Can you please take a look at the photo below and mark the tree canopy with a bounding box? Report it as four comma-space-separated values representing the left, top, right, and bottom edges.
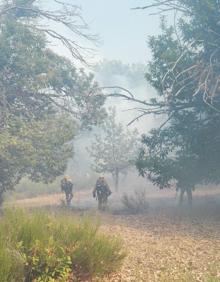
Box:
0, 2, 106, 130
0, 0, 105, 203
88, 108, 139, 191
131, 0, 220, 202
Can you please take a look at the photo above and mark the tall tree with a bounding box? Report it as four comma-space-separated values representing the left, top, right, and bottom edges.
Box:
0, 0, 105, 203
106, 1, 220, 204
88, 108, 139, 191
135, 1, 220, 204
133, 1, 220, 108
0, 3, 105, 130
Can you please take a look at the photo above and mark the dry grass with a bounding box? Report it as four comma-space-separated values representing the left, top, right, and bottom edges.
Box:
6, 191, 91, 208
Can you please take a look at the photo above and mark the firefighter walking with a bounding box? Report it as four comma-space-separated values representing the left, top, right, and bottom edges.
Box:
93, 177, 112, 210
61, 176, 74, 207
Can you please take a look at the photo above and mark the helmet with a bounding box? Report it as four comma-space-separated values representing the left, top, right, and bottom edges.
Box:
64, 176, 71, 181
99, 176, 105, 183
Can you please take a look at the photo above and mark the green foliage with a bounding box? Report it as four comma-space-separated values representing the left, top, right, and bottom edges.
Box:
136, 1, 220, 195
0, 15, 105, 129
0, 116, 75, 203
0, 209, 125, 281
88, 108, 139, 190
0, 244, 24, 282
0, 0, 106, 202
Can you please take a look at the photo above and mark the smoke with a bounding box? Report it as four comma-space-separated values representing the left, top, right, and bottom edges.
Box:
93, 60, 159, 132
66, 60, 160, 192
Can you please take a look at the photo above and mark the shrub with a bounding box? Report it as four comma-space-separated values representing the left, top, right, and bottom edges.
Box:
121, 189, 149, 214
0, 209, 125, 281
0, 244, 24, 282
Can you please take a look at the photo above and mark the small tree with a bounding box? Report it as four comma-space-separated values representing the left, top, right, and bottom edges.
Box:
88, 108, 139, 191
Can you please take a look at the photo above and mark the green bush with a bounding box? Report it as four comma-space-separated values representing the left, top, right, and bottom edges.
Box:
0, 244, 24, 282
0, 209, 125, 281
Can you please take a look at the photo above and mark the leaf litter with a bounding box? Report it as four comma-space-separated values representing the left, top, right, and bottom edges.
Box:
93, 209, 220, 282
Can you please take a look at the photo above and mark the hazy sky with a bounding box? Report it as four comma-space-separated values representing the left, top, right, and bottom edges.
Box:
72, 0, 161, 64
46, 1, 163, 129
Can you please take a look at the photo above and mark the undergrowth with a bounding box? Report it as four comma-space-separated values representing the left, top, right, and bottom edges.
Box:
0, 209, 125, 281
122, 189, 149, 214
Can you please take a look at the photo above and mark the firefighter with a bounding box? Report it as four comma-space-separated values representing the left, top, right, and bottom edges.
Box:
93, 177, 112, 210
61, 176, 73, 207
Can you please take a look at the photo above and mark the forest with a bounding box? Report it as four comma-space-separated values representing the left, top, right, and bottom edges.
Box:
0, 0, 219, 281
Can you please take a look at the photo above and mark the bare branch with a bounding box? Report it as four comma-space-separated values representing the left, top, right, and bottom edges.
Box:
0, 0, 96, 64
98, 86, 135, 98
127, 112, 149, 126
132, 0, 192, 15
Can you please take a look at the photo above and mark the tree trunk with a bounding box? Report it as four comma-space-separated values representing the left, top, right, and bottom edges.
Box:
178, 187, 193, 206
179, 187, 185, 205
114, 168, 119, 192
186, 187, 193, 206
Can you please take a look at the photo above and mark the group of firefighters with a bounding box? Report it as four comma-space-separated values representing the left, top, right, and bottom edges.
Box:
61, 176, 112, 210
61, 176, 193, 208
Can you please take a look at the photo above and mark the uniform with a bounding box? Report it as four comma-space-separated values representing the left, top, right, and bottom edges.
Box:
61, 177, 73, 207
93, 177, 112, 210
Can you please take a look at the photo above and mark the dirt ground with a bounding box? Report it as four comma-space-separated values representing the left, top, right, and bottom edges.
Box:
7, 188, 220, 282
97, 211, 220, 281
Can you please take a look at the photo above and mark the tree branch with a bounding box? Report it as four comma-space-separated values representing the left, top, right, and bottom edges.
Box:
0, 0, 96, 64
